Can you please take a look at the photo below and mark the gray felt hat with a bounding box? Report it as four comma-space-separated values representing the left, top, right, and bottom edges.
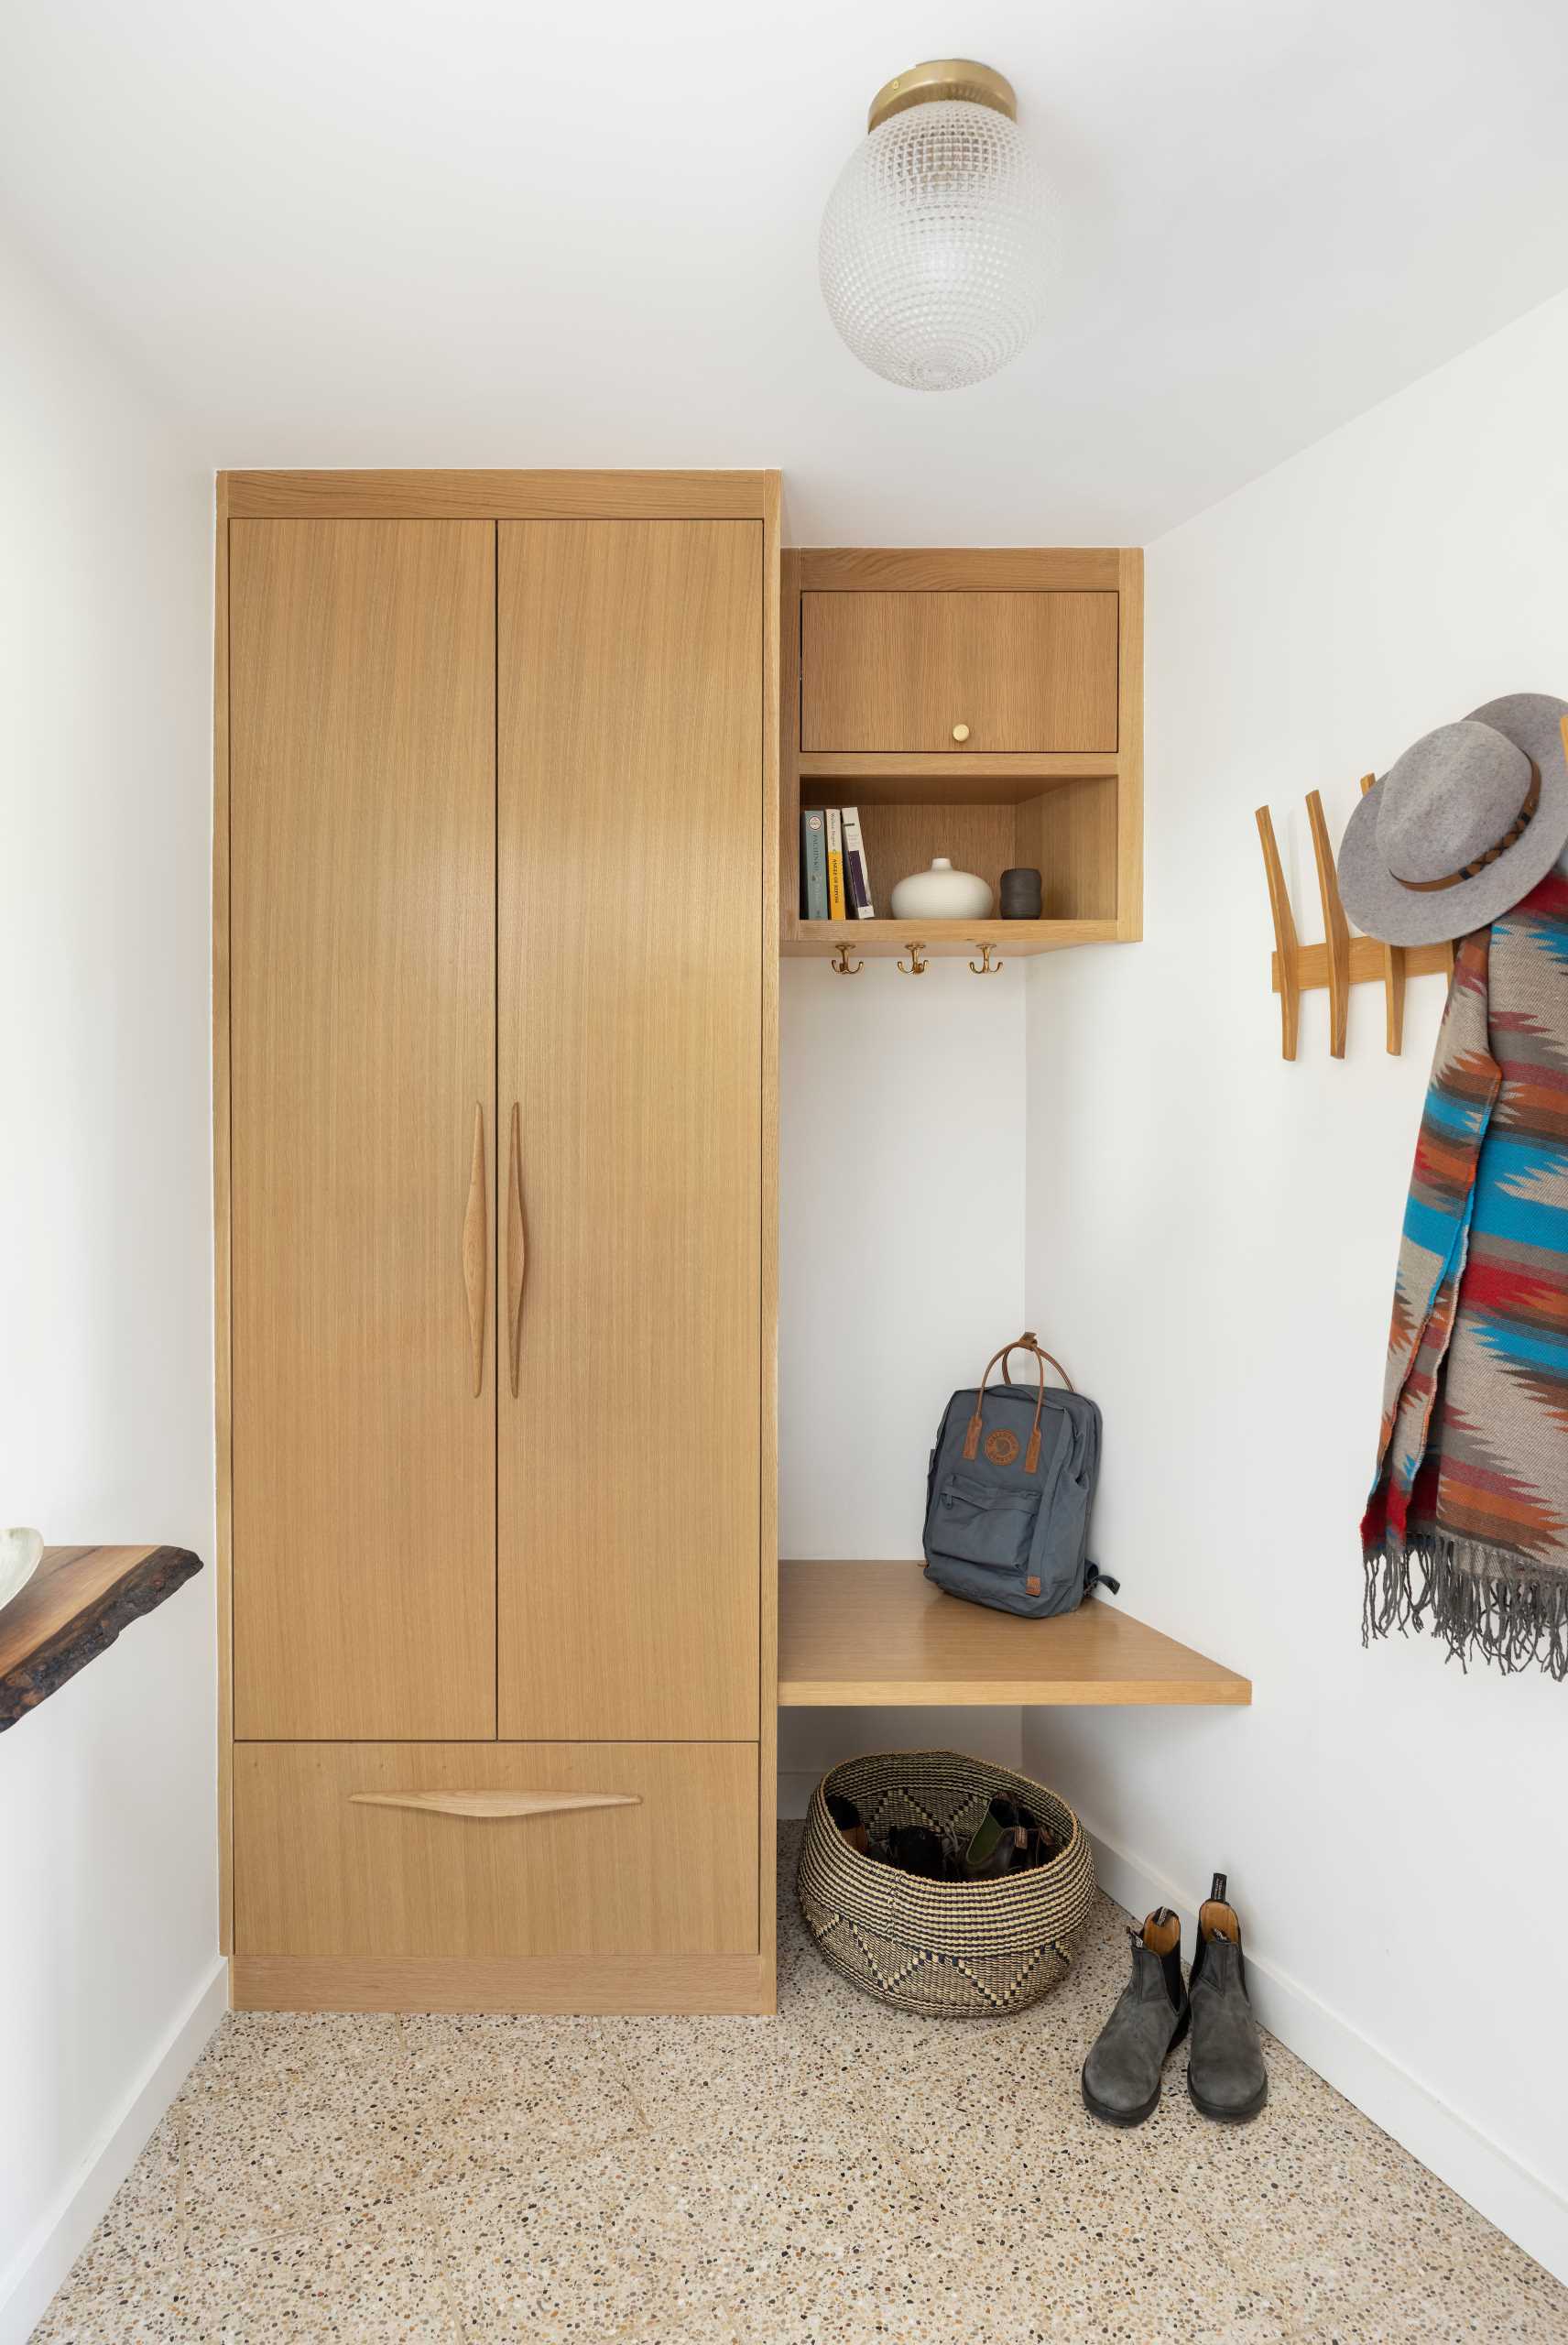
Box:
1336, 693, 1568, 946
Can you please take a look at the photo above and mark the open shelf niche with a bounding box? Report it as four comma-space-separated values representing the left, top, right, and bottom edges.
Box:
780, 549, 1142, 961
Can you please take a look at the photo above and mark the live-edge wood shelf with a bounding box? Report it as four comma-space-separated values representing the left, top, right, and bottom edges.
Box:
0, 1544, 203, 1730
779, 1562, 1250, 1707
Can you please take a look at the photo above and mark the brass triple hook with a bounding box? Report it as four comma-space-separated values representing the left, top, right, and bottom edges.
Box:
833, 937, 1004, 976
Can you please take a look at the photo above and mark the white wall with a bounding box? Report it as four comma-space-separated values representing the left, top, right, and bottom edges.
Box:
1021, 286, 1568, 2282
778, 956, 1027, 1806
0, 234, 220, 2339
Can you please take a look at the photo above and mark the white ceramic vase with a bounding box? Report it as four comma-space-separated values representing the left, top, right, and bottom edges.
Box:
887, 856, 995, 922
0, 1527, 44, 1610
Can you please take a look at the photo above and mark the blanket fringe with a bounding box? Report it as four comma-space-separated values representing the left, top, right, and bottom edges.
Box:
1363, 1541, 1568, 1681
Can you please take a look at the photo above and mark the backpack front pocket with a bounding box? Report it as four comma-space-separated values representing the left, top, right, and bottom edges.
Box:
933, 1472, 1041, 1574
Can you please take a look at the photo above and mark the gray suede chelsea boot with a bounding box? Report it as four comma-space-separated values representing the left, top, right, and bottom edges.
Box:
1186, 1873, 1268, 2124
1081, 1907, 1189, 2127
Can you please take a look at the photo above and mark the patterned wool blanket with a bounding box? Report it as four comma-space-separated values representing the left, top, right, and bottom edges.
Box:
1363, 870, 1568, 1678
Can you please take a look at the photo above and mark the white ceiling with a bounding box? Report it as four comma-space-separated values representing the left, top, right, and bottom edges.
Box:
4, 0, 1568, 543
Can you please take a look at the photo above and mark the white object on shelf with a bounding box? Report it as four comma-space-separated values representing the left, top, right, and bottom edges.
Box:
888, 857, 995, 921
0, 1526, 43, 1610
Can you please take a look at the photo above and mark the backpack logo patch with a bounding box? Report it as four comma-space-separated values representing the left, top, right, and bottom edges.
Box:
984, 1427, 1020, 1467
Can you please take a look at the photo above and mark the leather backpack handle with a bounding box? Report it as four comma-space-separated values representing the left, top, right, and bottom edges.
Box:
999, 1330, 1074, 1393
963, 1332, 1073, 1475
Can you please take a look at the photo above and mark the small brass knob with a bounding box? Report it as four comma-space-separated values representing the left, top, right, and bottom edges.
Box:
952, 723, 971, 743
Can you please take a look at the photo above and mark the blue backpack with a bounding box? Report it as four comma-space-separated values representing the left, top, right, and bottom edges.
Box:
923, 1334, 1111, 1619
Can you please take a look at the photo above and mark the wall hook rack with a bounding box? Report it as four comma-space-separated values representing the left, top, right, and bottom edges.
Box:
968, 942, 1003, 976
830, 942, 864, 976
897, 941, 930, 976
1255, 781, 1454, 1063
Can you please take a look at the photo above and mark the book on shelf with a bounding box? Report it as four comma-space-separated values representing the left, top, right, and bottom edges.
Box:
840, 806, 876, 919
800, 810, 828, 921
824, 808, 847, 922
801, 806, 877, 921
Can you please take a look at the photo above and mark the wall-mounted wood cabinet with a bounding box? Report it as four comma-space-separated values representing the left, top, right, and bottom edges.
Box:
783, 548, 1141, 959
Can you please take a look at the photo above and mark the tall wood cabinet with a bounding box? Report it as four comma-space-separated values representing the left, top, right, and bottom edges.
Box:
216, 474, 779, 2013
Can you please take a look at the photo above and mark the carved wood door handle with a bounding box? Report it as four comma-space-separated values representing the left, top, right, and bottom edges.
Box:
462, 1104, 486, 1397
507, 1101, 527, 1397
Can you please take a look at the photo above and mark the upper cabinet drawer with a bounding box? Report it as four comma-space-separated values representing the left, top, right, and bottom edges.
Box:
801, 591, 1119, 755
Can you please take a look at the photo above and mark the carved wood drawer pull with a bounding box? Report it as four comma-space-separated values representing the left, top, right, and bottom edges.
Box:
349, 1790, 641, 1821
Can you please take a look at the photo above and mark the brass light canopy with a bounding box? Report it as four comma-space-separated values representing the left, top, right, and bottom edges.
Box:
866, 59, 1018, 134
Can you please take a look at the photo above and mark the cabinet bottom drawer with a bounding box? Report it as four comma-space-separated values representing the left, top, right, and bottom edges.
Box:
234, 1741, 758, 1958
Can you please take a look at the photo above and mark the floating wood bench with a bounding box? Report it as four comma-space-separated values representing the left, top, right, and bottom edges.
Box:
779, 1561, 1250, 1708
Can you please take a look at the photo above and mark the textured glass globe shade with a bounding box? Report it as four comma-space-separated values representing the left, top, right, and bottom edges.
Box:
820, 98, 1051, 392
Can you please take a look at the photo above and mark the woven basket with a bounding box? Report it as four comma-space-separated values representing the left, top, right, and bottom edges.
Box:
797, 1750, 1096, 2019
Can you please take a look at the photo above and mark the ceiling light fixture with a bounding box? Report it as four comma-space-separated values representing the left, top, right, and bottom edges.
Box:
819, 59, 1052, 395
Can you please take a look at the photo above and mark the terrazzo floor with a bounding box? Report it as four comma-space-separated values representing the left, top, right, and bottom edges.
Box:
34, 1827, 1566, 2343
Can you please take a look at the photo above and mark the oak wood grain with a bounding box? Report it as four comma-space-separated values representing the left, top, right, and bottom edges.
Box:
782, 919, 1121, 959
347, 1790, 640, 1819
234, 1741, 758, 1958
1273, 934, 1454, 994
1115, 550, 1144, 940
462, 1104, 487, 1398
1257, 806, 1302, 1061
1014, 775, 1119, 922
797, 750, 1120, 802
758, 476, 782, 2000
778, 1562, 1250, 1707
212, 476, 234, 1947
231, 1950, 770, 2013
824, 800, 1018, 918
1307, 788, 1352, 1058
802, 593, 1119, 756
799, 549, 1122, 593
496, 520, 762, 1741
224, 471, 770, 520
779, 551, 803, 953
229, 518, 497, 1740
1360, 769, 1407, 1055
506, 1100, 526, 1401
0, 1546, 202, 1729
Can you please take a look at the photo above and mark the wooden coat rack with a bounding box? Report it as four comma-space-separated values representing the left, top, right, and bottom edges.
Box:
1256, 779, 1454, 1062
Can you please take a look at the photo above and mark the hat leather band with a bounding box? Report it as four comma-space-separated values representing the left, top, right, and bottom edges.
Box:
1393, 766, 1541, 892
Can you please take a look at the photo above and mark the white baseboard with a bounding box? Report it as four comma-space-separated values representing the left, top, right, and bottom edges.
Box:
1082, 1819, 1568, 2290
0, 1958, 227, 2345
13, 1821, 1567, 2318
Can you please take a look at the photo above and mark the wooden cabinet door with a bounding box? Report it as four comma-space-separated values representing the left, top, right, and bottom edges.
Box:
800, 591, 1120, 753
231, 519, 496, 1740
497, 520, 762, 1740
